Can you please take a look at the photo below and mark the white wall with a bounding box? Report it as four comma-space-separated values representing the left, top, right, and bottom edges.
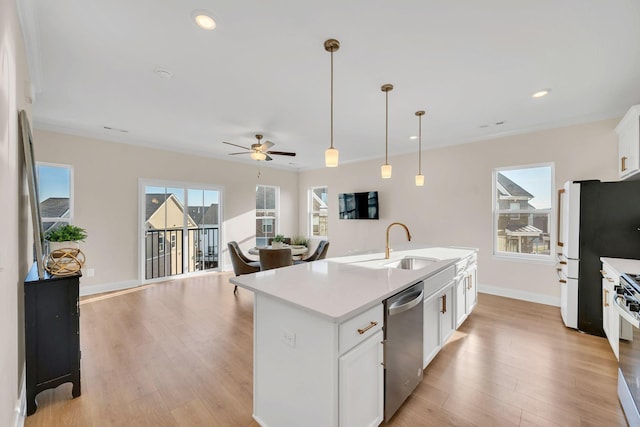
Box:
298, 118, 619, 304
0, 0, 32, 424
33, 130, 299, 294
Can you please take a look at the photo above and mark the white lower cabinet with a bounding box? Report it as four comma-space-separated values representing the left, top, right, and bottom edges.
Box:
423, 282, 455, 368
601, 262, 621, 359
339, 330, 384, 427
465, 264, 478, 314
455, 254, 478, 328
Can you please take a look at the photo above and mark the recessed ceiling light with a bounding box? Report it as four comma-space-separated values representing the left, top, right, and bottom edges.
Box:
532, 89, 551, 98
409, 136, 418, 140
192, 10, 216, 30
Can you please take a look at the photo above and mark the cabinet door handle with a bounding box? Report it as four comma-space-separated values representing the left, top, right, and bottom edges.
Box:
467, 275, 472, 290
559, 279, 567, 284
622, 156, 628, 172
441, 294, 446, 314
559, 261, 567, 265
357, 321, 378, 335
604, 289, 610, 307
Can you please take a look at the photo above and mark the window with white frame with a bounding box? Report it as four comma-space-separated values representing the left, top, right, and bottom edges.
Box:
494, 164, 554, 259
309, 186, 328, 237
256, 185, 279, 246
36, 163, 72, 233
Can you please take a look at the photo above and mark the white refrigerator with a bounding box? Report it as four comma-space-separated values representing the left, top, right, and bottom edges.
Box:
557, 181, 579, 329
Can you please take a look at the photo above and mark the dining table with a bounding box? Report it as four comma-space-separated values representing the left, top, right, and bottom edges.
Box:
248, 244, 308, 258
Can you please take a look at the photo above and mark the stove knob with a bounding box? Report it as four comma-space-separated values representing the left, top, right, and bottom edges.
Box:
616, 286, 625, 295
630, 302, 640, 313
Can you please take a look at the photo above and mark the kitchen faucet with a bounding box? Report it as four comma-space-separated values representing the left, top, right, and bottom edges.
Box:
385, 222, 412, 259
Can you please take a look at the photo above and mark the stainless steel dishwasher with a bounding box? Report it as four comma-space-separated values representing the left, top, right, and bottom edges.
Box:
383, 281, 424, 422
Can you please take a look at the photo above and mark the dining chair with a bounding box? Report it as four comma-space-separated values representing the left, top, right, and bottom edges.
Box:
228, 241, 261, 294
295, 241, 330, 264
259, 248, 293, 271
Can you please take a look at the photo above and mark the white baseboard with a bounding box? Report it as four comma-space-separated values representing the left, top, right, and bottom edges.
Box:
79, 280, 139, 296
479, 283, 560, 307
13, 365, 25, 427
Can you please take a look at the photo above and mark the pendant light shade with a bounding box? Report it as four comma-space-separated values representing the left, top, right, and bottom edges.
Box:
324, 39, 340, 167
381, 84, 393, 179
415, 110, 425, 186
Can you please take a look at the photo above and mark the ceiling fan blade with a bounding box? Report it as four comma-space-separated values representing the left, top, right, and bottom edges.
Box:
228, 152, 250, 155
264, 154, 273, 161
222, 141, 251, 150
259, 141, 275, 151
266, 151, 296, 157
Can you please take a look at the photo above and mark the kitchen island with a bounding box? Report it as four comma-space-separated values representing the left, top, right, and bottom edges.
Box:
230, 246, 477, 427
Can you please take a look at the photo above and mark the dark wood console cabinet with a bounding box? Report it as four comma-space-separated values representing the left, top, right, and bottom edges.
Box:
24, 263, 81, 415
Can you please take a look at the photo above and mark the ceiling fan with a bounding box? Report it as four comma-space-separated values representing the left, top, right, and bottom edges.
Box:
223, 134, 296, 161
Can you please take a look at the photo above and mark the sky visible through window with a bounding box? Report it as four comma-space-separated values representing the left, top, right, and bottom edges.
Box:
37, 165, 70, 202
500, 166, 552, 209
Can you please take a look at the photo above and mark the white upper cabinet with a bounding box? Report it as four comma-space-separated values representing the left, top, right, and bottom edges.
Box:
616, 105, 640, 180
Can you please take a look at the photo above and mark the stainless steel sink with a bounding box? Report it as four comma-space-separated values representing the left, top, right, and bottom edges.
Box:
384, 257, 438, 270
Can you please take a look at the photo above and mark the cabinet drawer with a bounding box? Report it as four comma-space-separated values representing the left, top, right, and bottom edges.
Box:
339, 304, 383, 354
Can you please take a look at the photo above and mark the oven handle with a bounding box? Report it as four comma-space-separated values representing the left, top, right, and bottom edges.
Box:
614, 295, 640, 329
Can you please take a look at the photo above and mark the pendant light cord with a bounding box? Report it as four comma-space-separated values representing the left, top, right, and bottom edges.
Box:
330, 50, 334, 150
385, 90, 389, 164
418, 114, 422, 174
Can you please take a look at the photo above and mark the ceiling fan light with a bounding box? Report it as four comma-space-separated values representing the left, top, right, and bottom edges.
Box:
325, 147, 339, 167
250, 151, 266, 161
415, 174, 425, 186
381, 164, 392, 179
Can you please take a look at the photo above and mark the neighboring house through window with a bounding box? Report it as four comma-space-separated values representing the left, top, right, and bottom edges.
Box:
256, 185, 279, 246
37, 163, 72, 232
309, 186, 328, 237
494, 164, 554, 260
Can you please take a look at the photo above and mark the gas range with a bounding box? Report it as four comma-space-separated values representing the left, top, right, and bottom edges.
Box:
617, 274, 640, 317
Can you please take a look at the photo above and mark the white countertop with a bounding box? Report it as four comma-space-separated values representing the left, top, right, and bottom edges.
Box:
601, 257, 640, 275
230, 246, 476, 322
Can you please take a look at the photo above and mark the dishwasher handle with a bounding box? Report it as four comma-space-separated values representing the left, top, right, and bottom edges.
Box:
388, 290, 424, 316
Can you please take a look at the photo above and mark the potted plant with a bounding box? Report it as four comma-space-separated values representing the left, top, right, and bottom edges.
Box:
291, 235, 309, 248
272, 234, 286, 249
44, 224, 88, 252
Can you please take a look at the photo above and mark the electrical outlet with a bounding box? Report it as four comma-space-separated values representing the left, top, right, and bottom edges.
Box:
280, 328, 296, 348
87, 268, 95, 277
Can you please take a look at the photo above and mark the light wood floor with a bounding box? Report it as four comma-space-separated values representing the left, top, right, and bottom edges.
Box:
25, 272, 627, 427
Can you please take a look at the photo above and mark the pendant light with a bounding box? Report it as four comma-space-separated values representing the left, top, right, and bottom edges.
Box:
381, 84, 393, 179
415, 110, 425, 186
324, 39, 340, 167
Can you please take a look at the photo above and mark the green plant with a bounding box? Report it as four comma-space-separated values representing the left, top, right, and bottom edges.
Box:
291, 235, 309, 247
44, 224, 88, 242
272, 234, 285, 243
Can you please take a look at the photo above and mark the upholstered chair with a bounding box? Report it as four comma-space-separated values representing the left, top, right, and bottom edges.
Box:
295, 241, 330, 264
228, 241, 260, 293
259, 248, 293, 271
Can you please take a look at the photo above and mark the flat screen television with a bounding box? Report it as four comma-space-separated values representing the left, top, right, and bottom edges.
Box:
338, 191, 379, 220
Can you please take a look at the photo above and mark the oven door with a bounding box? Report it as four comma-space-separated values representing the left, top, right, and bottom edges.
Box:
615, 295, 640, 426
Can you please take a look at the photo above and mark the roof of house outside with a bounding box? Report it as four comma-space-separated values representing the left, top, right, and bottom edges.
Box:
505, 224, 543, 235
187, 205, 219, 226
40, 197, 70, 218
497, 173, 534, 199
145, 193, 172, 220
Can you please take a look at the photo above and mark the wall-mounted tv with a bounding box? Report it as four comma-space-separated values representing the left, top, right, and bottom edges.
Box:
338, 191, 379, 220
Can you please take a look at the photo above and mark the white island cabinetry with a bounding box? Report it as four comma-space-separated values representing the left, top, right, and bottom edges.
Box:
423, 266, 456, 368
232, 246, 477, 427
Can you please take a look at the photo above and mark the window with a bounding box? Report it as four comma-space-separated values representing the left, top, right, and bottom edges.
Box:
256, 185, 279, 246
36, 163, 72, 233
494, 164, 554, 260
309, 186, 328, 237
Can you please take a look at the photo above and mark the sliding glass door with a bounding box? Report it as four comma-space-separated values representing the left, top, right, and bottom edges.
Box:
143, 183, 221, 280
